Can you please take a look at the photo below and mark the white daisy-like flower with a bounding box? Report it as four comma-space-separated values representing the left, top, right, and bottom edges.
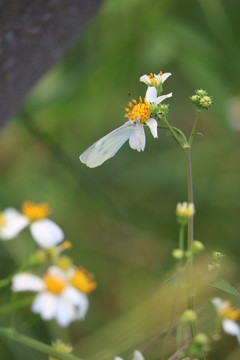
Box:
140, 71, 171, 87
0, 201, 64, 249
124, 91, 172, 152
0, 208, 29, 240
12, 266, 96, 327
115, 350, 145, 360
212, 297, 240, 344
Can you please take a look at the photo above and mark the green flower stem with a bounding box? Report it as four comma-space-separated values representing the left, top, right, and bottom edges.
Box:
0, 327, 83, 360
179, 225, 185, 252
157, 116, 183, 148
188, 110, 200, 147
0, 296, 34, 317
184, 148, 194, 249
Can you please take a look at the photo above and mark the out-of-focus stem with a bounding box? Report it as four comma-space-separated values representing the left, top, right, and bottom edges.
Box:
0, 327, 82, 360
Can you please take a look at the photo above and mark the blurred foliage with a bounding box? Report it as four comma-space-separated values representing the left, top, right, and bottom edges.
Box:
1, 0, 240, 359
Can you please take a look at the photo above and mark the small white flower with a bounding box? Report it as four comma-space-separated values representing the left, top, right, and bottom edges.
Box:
115, 350, 145, 360
0, 201, 64, 249
12, 266, 92, 327
140, 71, 171, 87
0, 208, 29, 240
125, 93, 172, 152
212, 297, 240, 343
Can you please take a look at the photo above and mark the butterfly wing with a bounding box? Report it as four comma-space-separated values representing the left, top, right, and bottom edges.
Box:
80, 122, 136, 168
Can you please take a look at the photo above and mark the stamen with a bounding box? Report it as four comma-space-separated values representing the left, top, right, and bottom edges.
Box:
160, 70, 163, 76
0, 213, 6, 227
71, 268, 97, 294
125, 97, 151, 124
22, 201, 51, 220
223, 307, 240, 321
44, 273, 66, 294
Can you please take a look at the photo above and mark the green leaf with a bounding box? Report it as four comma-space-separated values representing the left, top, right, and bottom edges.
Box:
192, 132, 204, 137
212, 280, 240, 297
172, 126, 188, 144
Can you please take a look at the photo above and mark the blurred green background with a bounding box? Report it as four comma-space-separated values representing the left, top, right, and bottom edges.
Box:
1, 0, 240, 358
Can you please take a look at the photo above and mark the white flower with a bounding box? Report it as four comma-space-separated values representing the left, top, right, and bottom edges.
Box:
0, 208, 29, 240
140, 71, 171, 87
125, 92, 172, 152
212, 298, 240, 343
115, 350, 145, 360
12, 266, 91, 327
0, 201, 64, 249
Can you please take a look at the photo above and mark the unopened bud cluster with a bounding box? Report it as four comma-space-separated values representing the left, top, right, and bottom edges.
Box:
150, 103, 169, 122
173, 240, 204, 261
49, 339, 73, 360
190, 89, 213, 110
208, 251, 224, 270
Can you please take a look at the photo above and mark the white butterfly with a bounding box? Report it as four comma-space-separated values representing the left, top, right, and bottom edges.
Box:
79, 120, 140, 168
80, 88, 172, 168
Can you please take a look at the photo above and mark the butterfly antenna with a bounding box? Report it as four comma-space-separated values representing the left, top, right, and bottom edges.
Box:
128, 92, 133, 102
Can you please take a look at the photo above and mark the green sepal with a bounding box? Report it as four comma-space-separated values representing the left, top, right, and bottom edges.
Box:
212, 279, 240, 297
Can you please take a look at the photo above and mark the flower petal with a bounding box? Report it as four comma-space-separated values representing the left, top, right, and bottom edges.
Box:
154, 92, 172, 105
12, 273, 44, 292
155, 72, 171, 83
145, 86, 158, 102
114, 357, 124, 360
212, 298, 229, 313
129, 124, 146, 152
146, 118, 158, 138
63, 286, 89, 319
139, 75, 151, 85
30, 219, 64, 248
32, 292, 57, 320
0, 208, 29, 240
56, 297, 76, 327
223, 319, 240, 340
133, 351, 145, 360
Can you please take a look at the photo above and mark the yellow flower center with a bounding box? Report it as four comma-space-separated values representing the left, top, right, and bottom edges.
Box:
148, 73, 157, 86
71, 268, 97, 294
22, 201, 51, 220
223, 307, 240, 321
0, 213, 6, 228
125, 97, 151, 124
148, 71, 163, 86
44, 273, 66, 294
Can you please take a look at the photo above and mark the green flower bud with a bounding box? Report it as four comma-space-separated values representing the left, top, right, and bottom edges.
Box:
50, 339, 73, 360
199, 96, 212, 109
190, 95, 200, 104
212, 251, 224, 263
149, 102, 159, 114
194, 333, 209, 346
172, 249, 184, 260
190, 89, 213, 111
192, 240, 205, 254
196, 89, 208, 97
181, 310, 197, 324
158, 104, 169, 121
